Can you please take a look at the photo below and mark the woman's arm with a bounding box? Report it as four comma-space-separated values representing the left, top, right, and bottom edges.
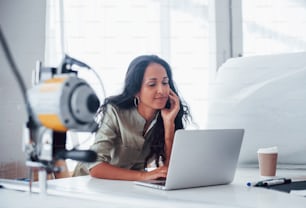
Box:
163, 122, 175, 166
161, 89, 180, 166
90, 162, 168, 181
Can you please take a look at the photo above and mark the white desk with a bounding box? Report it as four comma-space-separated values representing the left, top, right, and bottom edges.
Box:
1, 167, 306, 207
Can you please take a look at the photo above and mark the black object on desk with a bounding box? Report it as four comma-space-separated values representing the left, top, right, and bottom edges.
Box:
258, 179, 306, 193
254, 178, 291, 187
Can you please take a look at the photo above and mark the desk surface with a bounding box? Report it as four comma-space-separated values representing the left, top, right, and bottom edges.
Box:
1, 167, 306, 207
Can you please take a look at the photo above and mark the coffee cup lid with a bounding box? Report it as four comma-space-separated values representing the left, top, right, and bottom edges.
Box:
257, 146, 278, 154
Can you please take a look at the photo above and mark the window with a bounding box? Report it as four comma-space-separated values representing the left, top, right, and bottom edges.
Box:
46, 0, 210, 170
46, 0, 209, 128
242, 0, 306, 56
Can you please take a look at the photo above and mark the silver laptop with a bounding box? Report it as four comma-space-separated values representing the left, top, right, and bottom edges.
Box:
134, 129, 244, 190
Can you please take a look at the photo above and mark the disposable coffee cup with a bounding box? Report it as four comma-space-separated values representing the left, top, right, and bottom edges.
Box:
257, 146, 278, 177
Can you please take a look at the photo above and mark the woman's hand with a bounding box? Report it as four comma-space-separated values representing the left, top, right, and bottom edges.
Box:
141, 166, 168, 180
161, 89, 180, 125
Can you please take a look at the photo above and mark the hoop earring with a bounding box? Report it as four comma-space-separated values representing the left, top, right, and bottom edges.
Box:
134, 96, 139, 108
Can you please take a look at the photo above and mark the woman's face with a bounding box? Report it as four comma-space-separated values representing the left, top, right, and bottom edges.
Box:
137, 63, 170, 111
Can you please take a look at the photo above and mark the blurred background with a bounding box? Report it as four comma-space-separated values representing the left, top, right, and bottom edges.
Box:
1, 0, 306, 179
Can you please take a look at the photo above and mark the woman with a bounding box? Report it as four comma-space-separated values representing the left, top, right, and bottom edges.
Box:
73, 55, 191, 180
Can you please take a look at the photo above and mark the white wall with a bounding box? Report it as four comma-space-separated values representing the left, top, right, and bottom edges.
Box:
0, 0, 46, 179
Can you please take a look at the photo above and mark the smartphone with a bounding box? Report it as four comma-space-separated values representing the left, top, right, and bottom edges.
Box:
165, 98, 171, 109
